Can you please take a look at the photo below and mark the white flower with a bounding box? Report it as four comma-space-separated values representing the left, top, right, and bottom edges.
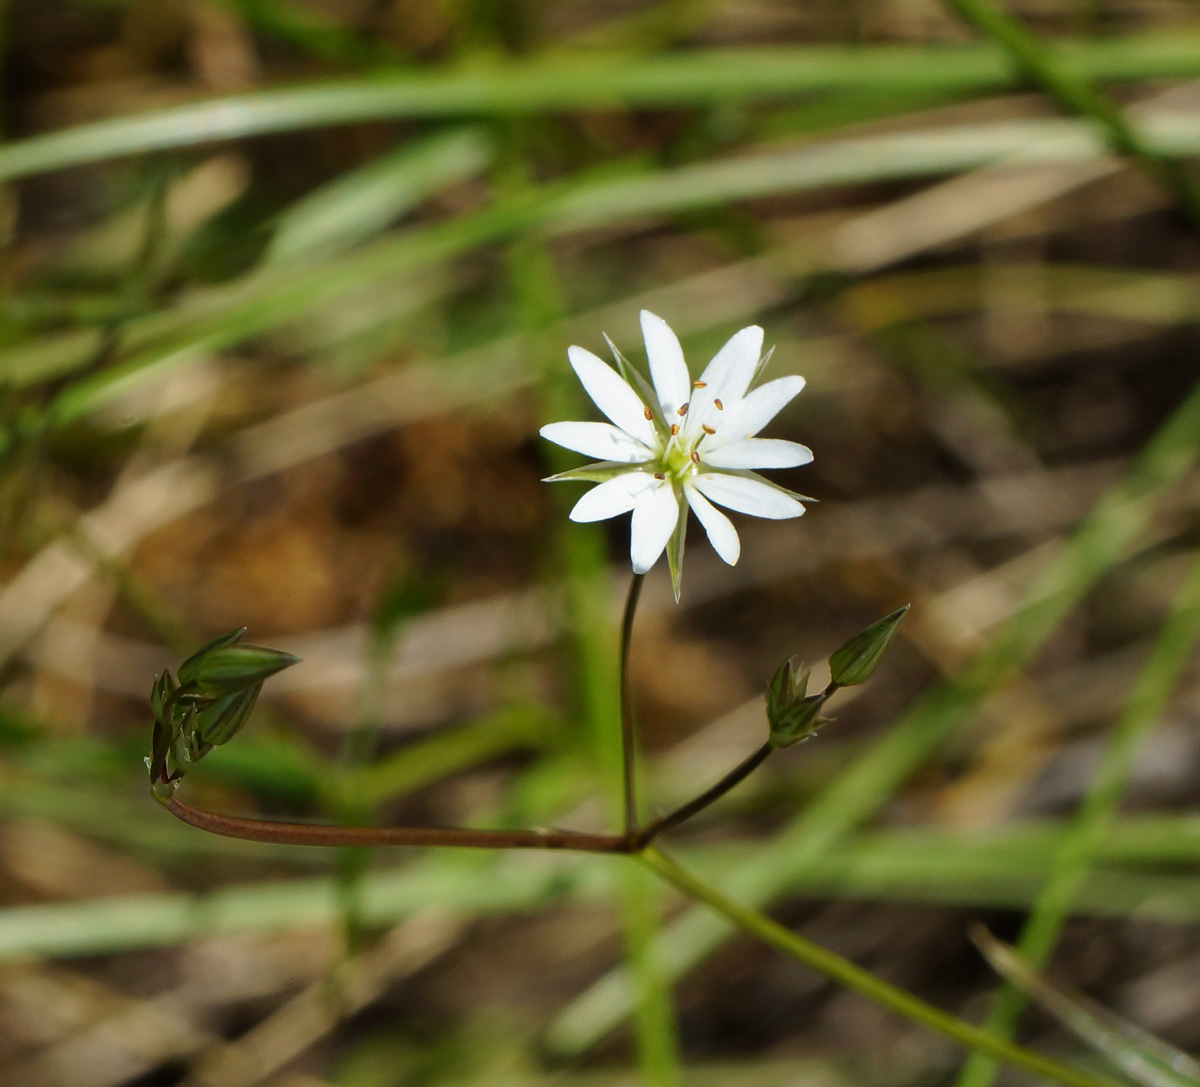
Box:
540, 310, 812, 601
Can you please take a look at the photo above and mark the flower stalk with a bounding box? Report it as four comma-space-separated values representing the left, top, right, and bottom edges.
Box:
620, 572, 645, 837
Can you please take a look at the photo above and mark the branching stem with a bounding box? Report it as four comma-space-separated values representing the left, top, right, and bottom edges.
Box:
632, 741, 772, 848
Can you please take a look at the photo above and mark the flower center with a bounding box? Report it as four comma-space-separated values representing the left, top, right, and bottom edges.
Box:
661, 432, 704, 479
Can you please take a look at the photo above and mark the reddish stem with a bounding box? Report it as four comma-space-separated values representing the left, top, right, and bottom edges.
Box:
165, 796, 630, 853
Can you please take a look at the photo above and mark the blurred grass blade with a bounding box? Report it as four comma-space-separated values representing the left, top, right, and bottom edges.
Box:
24, 112, 1200, 426
266, 127, 494, 264
5, 32, 1200, 181
957, 547, 1200, 1087
972, 928, 1200, 1087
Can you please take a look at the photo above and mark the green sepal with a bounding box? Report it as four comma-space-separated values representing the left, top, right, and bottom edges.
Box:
177, 627, 248, 686
192, 684, 262, 746
751, 344, 776, 386
149, 669, 178, 725
604, 332, 667, 437
168, 703, 201, 774
543, 461, 650, 484
666, 500, 687, 603
148, 670, 180, 783
768, 695, 831, 749
765, 656, 830, 748
148, 716, 171, 784
717, 468, 816, 505
828, 604, 910, 688
765, 657, 800, 717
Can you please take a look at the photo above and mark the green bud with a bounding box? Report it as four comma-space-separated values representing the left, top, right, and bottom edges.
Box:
149, 630, 299, 791
178, 631, 299, 697
192, 684, 261, 746
828, 604, 910, 688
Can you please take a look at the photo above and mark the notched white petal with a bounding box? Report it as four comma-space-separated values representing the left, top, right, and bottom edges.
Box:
693, 472, 806, 520
684, 483, 741, 565
539, 421, 653, 464
639, 310, 691, 418
701, 438, 813, 470
569, 472, 654, 523
630, 480, 680, 574
567, 346, 657, 447
714, 375, 806, 443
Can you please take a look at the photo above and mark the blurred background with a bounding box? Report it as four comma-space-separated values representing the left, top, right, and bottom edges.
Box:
1, 0, 1200, 1084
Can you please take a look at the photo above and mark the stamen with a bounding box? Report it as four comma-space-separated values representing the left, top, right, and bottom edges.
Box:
644, 406, 654, 421
654, 472, 665, 480
714, 398, 723, 410
693, 381, 707, 388
670, 424, 679, 436
702, 424, 716, 435
677, 402, 689, 417
690, 450, 701, 465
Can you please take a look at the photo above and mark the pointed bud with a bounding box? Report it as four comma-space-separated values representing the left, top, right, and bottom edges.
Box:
192, 684, 262, 746
178, 631, 299, 697
828, 604, 910, 688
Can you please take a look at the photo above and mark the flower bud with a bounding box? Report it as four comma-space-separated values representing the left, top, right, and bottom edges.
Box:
177, 628, 299, 697
149, 630, 300, 790
828, 604, 910, 688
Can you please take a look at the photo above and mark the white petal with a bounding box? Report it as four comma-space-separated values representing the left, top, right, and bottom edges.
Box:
629, 480, 681, 574
569, 472, 654, 522
540, 421, 654, 463
684, 482, 740, 565
640, 311, 691, 420
684, 325, 763, 443
696, 325, 762, 404
711, 375, 806, 444
567, 346, 658, 447
701, 438, 813, 470
692, 472, 806, 520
